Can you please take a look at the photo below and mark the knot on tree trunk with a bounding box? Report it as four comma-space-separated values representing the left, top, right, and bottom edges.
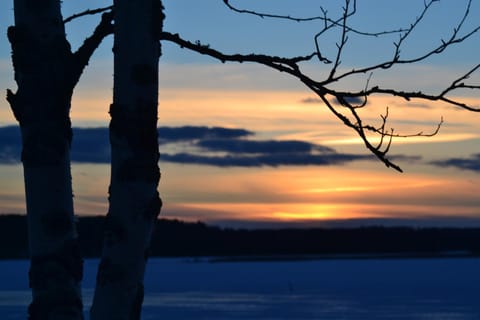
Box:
109, 103, 160, 183
144, 192, 162, 220
21, 124, 72, 166
29, 239, 83, 288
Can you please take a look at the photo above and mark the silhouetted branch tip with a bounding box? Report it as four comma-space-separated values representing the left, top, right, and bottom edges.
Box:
70, 9, 114, 84
64, 6, 114, 24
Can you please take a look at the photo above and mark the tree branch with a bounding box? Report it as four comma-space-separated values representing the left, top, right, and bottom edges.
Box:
327, 0, 352, 80
224, 0, 408, 37
223, 0, 331, 23
160, 31, 316, 70
355, 65, 480, 112
323, 0, 480, 85
71, 11, 114, 85
63, 6, 114, 24
162, 0, 480, 171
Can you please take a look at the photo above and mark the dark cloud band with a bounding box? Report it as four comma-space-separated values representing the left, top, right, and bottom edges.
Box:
159, 126, 252, 142
196, 139, 334, 154
431, 154, 480, 172
0, 125, 396, 167
161, 152, 369, 167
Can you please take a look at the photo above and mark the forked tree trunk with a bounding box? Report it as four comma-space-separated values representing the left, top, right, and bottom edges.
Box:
90, 1, 164, 319
7, 1, 112, 319
8, 1, 82, 319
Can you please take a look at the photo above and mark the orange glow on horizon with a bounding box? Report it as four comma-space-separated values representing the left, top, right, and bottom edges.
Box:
1, 86, 479, 226
164, 200, 480, 225
271, 203, 380, 221
158, 162, 480, 225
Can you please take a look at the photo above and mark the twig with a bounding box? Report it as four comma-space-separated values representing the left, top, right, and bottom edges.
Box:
64, 6, 113, 24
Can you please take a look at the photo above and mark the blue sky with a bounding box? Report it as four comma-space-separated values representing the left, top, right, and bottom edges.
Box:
0, 1, 480, 227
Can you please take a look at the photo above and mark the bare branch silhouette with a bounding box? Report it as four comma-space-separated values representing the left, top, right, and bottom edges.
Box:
324, 0, 480, 85
71, 11, 114, 84
63, 5, 114, 24
161, 0, 480, 172
223, 0, 329, 22
223, 0, 409, 37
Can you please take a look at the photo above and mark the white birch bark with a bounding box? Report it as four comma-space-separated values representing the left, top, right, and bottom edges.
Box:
8, 1, 83, 319
90, 1, 163, 319
8, 2, 112, 319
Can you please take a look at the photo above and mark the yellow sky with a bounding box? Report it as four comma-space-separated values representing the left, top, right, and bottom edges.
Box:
158, 163, 479, 225
24, 159, 475, 226
1, 85, 479, 227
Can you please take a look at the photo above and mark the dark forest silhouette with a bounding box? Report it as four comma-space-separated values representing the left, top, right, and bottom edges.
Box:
1, 215, 479, 260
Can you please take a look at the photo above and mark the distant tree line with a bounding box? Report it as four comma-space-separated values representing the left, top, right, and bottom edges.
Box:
1, 215, 480, 260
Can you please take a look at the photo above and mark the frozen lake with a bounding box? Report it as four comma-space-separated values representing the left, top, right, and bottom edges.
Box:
1, 257, 480, 319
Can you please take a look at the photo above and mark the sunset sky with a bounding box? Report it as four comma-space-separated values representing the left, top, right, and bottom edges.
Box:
0, 0, 479, 228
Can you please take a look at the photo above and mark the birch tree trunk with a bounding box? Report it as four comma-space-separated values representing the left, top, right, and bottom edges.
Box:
7, 1, 82, 318
7, 1, 112, 319
90, 1, 164, 319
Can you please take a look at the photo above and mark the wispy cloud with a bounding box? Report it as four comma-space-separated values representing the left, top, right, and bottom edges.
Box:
0, 126, 254, 164
0, 125, 379, 167
431, 154, 480, 172
300, 97, 323, 104
300, 96, 367, 107
196, 139, 334, 154
300, 96, 367, 106
161, 152, 369, 167
159, 126, 252, 142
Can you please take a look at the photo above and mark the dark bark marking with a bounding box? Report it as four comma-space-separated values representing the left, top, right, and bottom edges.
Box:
28, 295, 83, 320
144, 192, 162, 220
9, 20, 75, 167
7, 25, 22, 45
109, 103, 160, 183
26, 0, 54, 11
116, 159, 159, 183
152, 0, 165, 56
28, 240, 84, 319
21, 135, 66, 165
130, 64, 157, 86
40, 210, 73, 237
109, 103, 158, 142
104, 213, 128, 246
8, 25, 33, 84
95, 258, 126, 287
29, 239, 84, 318
5, 89, 22, 122
29, 239, 83, 288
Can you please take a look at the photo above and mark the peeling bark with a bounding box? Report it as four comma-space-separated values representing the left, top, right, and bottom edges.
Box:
90, 1, 164, 319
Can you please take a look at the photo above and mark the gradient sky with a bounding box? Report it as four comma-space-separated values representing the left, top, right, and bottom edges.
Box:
0, 0, 480, 228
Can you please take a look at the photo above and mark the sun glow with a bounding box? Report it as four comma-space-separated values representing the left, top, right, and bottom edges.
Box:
272, 204, 355, 221
168, 202, 383, 223
303, 186, 375, 194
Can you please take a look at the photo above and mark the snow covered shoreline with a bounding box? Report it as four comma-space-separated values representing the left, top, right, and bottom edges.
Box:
1, 257, 480, 319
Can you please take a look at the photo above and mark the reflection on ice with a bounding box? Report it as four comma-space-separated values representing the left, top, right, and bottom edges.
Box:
0, 291, 30, 306
1, 257, 479, 319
